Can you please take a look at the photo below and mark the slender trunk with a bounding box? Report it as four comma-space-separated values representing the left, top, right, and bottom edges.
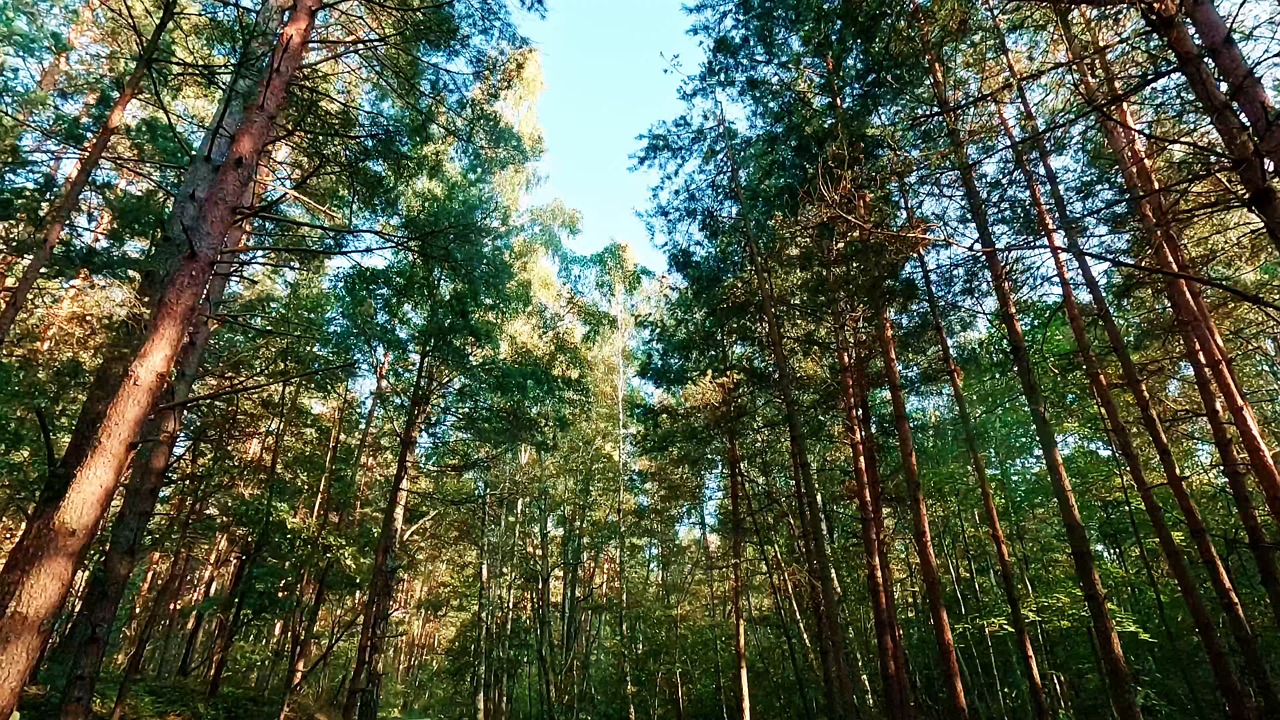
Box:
1184, 328, 1280, 628
725, 425, 752, 720
476, 489, 491, 720
349, 351, 430, 720
1083, 13, 1280, 528
178, 532, 229, 678
280, 396, 348, 719
108, 495, 206, 720
614, 305, 637, 720
206, 546, 254, 698
743, 472, 815, 719
877, 307, 969, 719
1135, 5, 1280, 252
835, 321, 908, 720
0, 0, 177, 346
207, 543, 257, 696
697, 497, 729, 720
726, 138, 857, 718
536, 463, 556, 720
853, 353, 909, 709
918, 13, 1142, 718
996, 97, 1264, 718
0, 0, 321, 710
350, 353, 390, 521
0, 0, 284, 623
916, 252, 1050, 720
1000, 0, 1280, 643
1068, 27, 1280, 700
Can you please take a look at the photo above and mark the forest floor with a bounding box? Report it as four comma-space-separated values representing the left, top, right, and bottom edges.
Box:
18, 680, 334, 720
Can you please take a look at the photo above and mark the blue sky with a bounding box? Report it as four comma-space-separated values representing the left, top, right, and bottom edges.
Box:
518, 1, 702, 271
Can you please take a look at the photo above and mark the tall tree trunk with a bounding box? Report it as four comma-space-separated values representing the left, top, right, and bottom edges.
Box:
205, 545, 255, 698
725, 424, 751, 720
916, 252, 1050, 720
917, 12, 1143, 718
877, 307, 969, 719
279, 395, 348, 719
613, 299, 637, 720
853, 352, 910, 711
535, 459, 556, 720
0, 0, 176, 346
999, 0, 1280, 641
0, 0, 284, 623
1183, 327, 1280, 628
0, 0, 321, 710
351, 351, 430, 720
278, 410, 346, 718
1132, 4, 1280, 254
726, 134, 858, 720
995, 98, 1265, 719
1165, 0, 1279, 166
56, 152, 258, 720
1060, 2, 1280, 581
475, 488, 491, 720
834, 320, 908, 720
697, 490, 729, 720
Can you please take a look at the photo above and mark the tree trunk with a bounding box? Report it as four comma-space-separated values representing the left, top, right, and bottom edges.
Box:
177, 532, 229, 678
1060, 1, 1280, 588
0, 0, 321, 711
995, 97, 1264, 719
536, 460, 556, 720
742, 470, 816, 719
916, 251, 1050, 720
877, 307, 969, 720
918, 12, 1142, 718
725, 425, 752, 720
834, 321, 908, 720
109, 495, 207, 720
0, 0, 284, 624
350, 351, 430, 720
279, 395, 348, 720
727, 136, 858, 720
1183, 327, 1280, 628
206, 547, 254, 698
1134, 5, 1280, 253
56, 151, 257, 720
1177, 0, 1279, 165
350, 353, 390, 521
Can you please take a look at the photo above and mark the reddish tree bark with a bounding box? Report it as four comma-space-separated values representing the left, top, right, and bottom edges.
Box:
1135, 4, 1280, 254
0, 0, 321, 711
877, 307, 969, 720
726, 132, 859, 719
996, 99, 1261, 719
1177, 0, 1279, 165
918, 10, 1142, 718
916, 252, 1050, 720
834, 321, 908, 720
56, 187, 254, 720
1060, 7, 1280, 539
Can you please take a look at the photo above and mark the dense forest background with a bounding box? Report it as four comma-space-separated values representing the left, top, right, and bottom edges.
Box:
2, 0, 1280, 718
